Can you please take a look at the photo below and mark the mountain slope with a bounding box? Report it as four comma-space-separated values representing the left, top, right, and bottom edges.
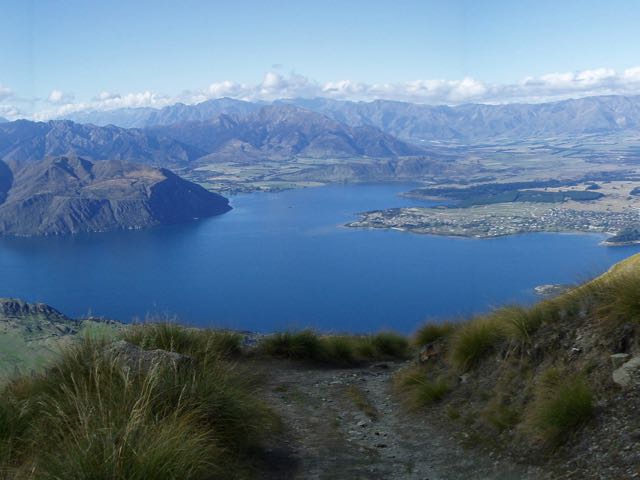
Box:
150, 104, 427, 162
0, 156, 231, 235
0, 120, 204, 165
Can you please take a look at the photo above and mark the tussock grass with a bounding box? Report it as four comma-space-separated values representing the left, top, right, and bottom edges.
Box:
449, 316, 505, 371
259, 330, 325, 361
483, 401, 520, 431
594, 271, 640, 327
0, 335, 277, 478
525, 368, 593, 444
493, 306, 542, 346
395, 366, 450, 409
370, 332, 410, 358
413, 322, 457, 347
323, 336, 359, 365
448, 302, 554, 370
258, 330, 410, 366
123, 321, 243, 361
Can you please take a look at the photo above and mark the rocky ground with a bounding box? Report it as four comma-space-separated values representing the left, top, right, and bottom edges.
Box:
258, 360, 548, 480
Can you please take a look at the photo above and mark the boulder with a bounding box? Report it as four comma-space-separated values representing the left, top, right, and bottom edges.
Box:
106, 340, 191, 373
610, 353, 631, 369
418, 343, 440, 363
612, 356, 640, 387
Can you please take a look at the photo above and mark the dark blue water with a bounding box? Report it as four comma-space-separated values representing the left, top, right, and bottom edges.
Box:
1, 183, 639, 333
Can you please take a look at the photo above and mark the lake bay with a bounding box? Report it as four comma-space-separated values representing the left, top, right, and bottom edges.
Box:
1, 183, 638, 333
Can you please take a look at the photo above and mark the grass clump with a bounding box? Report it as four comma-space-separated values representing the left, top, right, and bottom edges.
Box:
123, 321, 243, 361
526, 368, 594, 444
395, 366, 450, 409
413, 322, 456, 347
258, 330, 410, 366
595, 272, 640, 327
483, 402, 520, 431
369, 332, 410, 359
449, 316, 505, 371
323, 336, 359, 365
259, 330, 325, 361
493, 306, 542, 347
0, 336, 277, 478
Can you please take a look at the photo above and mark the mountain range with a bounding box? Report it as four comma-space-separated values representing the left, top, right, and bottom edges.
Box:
1, 106, 427, 167
67, 98, 262, 129
62, 95, 640, 142
148, 104, 425, 162
0, 156, 230, 235
0, 120, 203, 165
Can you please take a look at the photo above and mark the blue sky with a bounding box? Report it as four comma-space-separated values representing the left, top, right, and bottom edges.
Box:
2, 0, 640, 118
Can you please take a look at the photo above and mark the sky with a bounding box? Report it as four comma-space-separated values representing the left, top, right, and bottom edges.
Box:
1, 0, 640, 119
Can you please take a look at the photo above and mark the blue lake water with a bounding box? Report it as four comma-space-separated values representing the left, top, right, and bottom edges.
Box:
1, 183, 639, 333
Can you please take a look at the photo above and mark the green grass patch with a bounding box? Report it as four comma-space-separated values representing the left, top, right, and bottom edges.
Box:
123, 322, 243, 362
449, 316, 505, 371
369, 332, 410, 358
594, 271, 640, 327
395, 366, 450, 409
413, 322, 456, 347
258, 330, 325, 361
258, 330, 410, 366
0, 337, 277, 478
526, 368, 594, 444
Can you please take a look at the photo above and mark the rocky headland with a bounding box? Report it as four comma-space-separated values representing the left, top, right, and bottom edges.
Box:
0, 156, 231, 236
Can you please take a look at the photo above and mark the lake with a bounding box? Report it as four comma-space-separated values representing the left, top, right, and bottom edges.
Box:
1, 183, 639, 333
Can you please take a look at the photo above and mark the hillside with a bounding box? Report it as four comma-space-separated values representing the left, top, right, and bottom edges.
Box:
0, 156, 231, 235
395, 253, 640, 479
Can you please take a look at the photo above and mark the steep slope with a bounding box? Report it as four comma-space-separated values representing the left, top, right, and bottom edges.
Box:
0, 156, 231, 235
0, 120, 204, 165
397, 252, 640, 479
150, 104, 427, 162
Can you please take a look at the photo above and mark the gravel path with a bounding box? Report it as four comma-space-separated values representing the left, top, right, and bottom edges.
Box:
261, 361, 549, 480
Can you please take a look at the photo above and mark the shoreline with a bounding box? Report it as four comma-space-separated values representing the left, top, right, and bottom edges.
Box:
344, 221, 624, 244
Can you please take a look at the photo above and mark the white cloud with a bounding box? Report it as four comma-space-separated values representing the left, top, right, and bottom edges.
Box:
195, 67, 640, 105
48, 89, 75, 104
94, 91, 121, 101
0, 104, 20, 118
0, 84, 13, 102
7, 65, 640, 120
